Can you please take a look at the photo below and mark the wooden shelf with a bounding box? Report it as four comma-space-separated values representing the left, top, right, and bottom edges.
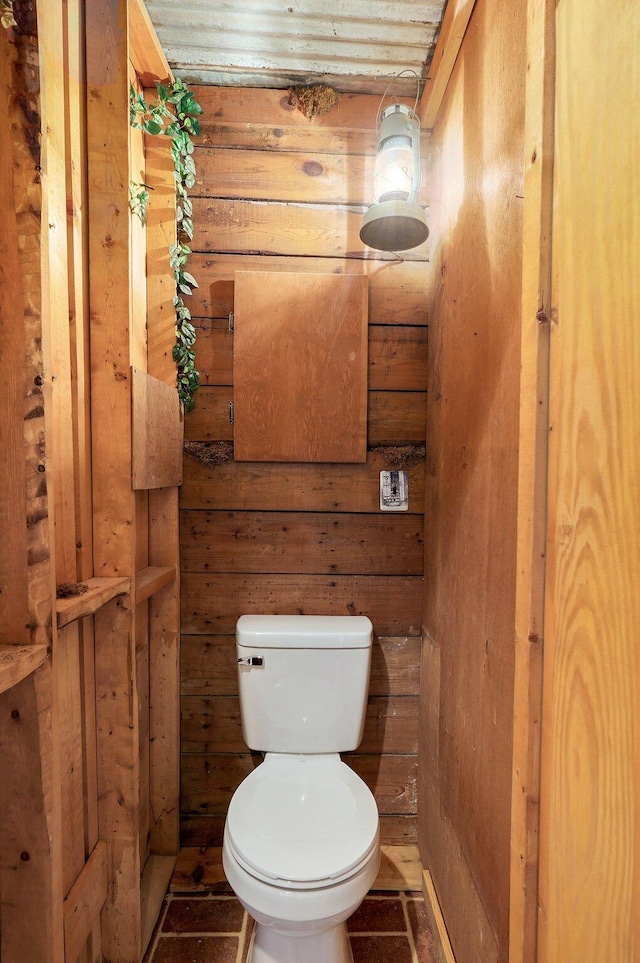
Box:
56, 576, 131, 629
0, 644, 48, 695
135, 566, 176, 605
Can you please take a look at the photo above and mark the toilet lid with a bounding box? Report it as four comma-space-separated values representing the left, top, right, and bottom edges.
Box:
226, 754, 379, 886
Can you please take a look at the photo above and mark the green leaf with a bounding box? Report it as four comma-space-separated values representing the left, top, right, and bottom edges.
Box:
144, 119, 163, 136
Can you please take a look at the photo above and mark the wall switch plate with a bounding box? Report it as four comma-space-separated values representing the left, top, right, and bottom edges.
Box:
380, 470, 409, 511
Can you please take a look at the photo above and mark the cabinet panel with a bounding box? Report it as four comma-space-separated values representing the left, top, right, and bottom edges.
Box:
233, 271, 368, 462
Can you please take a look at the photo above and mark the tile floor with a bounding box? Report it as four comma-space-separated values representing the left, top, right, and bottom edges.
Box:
143, 889, 440, 963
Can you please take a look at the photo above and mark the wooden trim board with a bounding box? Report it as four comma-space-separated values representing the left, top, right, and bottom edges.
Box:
419, 0, 478, 129
422, 870, 457, 963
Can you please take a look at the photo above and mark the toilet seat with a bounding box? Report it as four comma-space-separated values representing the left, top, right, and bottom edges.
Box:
225, 753, 379, 890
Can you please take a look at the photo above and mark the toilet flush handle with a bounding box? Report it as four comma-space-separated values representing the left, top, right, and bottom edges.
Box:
237, 656, 264, 667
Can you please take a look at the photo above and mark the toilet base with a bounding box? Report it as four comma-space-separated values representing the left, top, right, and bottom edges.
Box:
249, 920, 353, 963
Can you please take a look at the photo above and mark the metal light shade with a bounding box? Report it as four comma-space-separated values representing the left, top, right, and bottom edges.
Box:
360, 103, 428, 253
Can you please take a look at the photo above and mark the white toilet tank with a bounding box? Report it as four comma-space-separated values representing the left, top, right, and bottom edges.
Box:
236, 614, 373, 754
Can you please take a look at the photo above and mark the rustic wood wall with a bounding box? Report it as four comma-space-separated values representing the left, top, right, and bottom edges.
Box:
179, 86, 430, 848
419, 0, 527, 960
0, 2, 181, 961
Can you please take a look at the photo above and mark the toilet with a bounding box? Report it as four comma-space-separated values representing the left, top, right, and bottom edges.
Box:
222, 614, 381, 963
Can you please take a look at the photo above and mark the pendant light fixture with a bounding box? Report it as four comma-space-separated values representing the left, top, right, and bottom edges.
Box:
359, 74, 428, 253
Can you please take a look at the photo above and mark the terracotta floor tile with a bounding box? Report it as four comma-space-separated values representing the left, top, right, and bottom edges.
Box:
151, 935, 239, 962
350, 934, 414, 963
162, 898, 245, 933
347, 897, 406, 932
406, 898, 440, 962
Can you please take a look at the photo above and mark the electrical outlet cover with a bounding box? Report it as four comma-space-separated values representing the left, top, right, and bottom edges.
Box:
380, 470, 409, 511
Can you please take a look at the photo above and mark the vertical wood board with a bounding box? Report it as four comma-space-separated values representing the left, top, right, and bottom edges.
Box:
233, 271, 368, 463
420, 0, 527, 958
538, 1, 640, 959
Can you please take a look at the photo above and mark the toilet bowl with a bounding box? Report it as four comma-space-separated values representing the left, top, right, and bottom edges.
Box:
222, 752, 380, 963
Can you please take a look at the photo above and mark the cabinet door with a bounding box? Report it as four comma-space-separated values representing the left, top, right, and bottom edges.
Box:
233, 271, 368, 462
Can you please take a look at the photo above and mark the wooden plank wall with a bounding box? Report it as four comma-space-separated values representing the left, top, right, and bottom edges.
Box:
538, 0, 640, 959
180, 86, 430, 847
419, 1, 527, 961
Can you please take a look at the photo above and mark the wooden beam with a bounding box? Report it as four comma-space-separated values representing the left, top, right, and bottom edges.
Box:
0, 27, 30, 644
0, 667, 65, 963
146, 133, 181, 858
62, 840, 108, 963
509, 1, 555, 961
135, 567, 175, 605
128, 0, 173, 87
418, 0, 477, 129
86, 0, 141, 957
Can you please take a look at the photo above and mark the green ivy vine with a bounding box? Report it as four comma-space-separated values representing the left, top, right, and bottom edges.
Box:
130, 78, 203, 412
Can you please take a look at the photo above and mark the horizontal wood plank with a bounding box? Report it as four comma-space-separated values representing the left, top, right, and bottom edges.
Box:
181, 573, 423, 637
181, 752, 417, 815
181, 694, 418, 755
184, 386, 427, 446
194, 148, 428, 207
56, 576, 131, 628
0, 645, 48, 696
199, 123, 380, 156
179, 812, 417, 848
191, 198, 430, 261
179, 511, 424, 575
188, 253, 429, 325
180, 452, 426, 514
195, 321, 427, 391
193, 86, 400, 133
135, 566, 176, 605
180, 634, 421, 697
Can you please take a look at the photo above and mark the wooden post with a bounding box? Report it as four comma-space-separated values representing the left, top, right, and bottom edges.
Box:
145, 136, 181, 857
86, 0, 141, 958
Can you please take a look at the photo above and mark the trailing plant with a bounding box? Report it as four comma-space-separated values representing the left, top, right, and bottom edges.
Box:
130, 78, 203, 411
1, 0, 16, 29
129, 180, 152, 225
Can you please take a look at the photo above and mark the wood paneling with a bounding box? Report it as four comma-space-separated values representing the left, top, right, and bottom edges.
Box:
181, 753, 417, 819
180, 511, 424, 575
180, 635, 421, 697
180, 84, 427, 850
181, 452, 425, 514
182, 573, 423, 638
419, 0, 526, 960
195, 321, 427, 391
538, 1, 640, 960
189, 254, 429, 325
233, 272, 368, 462
185, 386, 427, 446
191, 198, 429, 261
